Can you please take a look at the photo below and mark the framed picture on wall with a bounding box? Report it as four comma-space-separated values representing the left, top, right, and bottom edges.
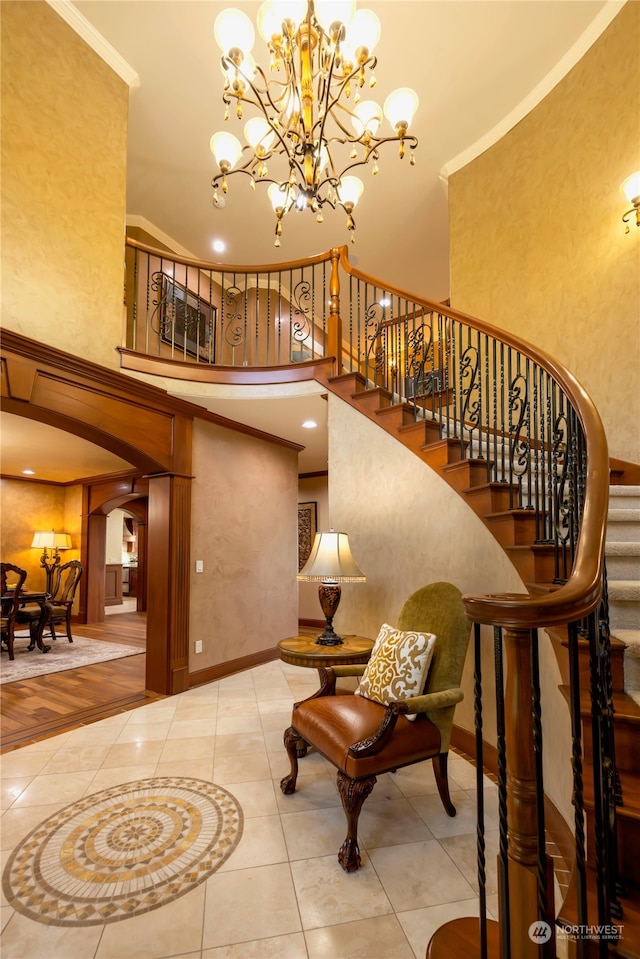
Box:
297, 501, 317, 572
160, 276, 216, 361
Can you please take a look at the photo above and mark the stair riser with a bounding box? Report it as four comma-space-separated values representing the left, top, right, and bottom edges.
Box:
624, 655, 640, 693
609, 601, 640, 630
609, 489, 640, 509
606, 519, 640, 542
606, 555, 640, 579
484, 514, 540, 548
585, 813, 640, 886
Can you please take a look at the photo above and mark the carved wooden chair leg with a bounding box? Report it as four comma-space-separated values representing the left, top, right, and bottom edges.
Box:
280, 726, 302, 795
433, 751, 456, 816
336, 771, 376, 872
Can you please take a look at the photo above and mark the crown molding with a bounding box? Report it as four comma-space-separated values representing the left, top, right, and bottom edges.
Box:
46, 0, 140, 89
440, 0, 626, 181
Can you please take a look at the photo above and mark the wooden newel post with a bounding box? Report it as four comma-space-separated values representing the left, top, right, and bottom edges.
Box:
326, 247, 343, 370
503, 626, 555, 958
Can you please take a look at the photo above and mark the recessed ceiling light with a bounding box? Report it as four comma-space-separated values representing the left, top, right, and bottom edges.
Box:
22, 469, 35, 475
212, 239, 226, 253
302, 420, 318, 429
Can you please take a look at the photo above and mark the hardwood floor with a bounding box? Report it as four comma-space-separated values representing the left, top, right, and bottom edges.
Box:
1, 611, 161, 753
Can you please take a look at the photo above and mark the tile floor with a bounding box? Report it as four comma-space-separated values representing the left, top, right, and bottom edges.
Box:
0, 658, 504, 959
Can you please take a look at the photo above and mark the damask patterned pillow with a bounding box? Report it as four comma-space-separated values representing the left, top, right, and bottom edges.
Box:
355, 623, 436, 719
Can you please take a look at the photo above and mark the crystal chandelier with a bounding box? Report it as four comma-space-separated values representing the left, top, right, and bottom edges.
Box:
210, 0, 419, 246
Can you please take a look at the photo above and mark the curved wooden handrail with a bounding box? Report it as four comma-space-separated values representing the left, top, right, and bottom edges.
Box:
126, 236, 335, 275
123, 239, 609, 630
339, 247, 609, 629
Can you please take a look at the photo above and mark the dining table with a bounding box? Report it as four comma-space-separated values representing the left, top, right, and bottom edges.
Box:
2, 590, 52, 654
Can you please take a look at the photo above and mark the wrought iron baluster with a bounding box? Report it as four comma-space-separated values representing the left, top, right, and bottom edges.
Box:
530, 628, 553, 959
474, 623, 488, 959
494, 626, 511, 959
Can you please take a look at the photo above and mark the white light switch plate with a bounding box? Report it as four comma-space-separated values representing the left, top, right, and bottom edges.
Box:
195, 560, 204, 573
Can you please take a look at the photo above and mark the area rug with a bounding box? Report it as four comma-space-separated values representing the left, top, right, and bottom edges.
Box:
0, 635, 143, 685
2, 777, 243, 926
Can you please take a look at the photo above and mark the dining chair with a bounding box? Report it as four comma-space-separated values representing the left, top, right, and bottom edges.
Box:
280, 581, 472, 871
47, 560, 83, 642
1, 562, 28, 661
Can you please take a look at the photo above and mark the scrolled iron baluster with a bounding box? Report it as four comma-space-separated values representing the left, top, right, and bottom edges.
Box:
148, 270, 171, 344
222, 284, 245, 354
364, 300, 386, 385
291, 278, 313, 347
460, 344, 481, 459
530, 628, 553, 959
406, 321, 433, 420
508, 372, 530, 505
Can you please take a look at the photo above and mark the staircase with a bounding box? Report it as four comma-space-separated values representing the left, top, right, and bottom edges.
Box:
325, 371, 640, 957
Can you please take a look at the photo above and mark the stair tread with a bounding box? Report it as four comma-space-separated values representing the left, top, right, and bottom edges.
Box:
582, 771, 640, 819
558, 685, 640, 723
559, 873, 640, 957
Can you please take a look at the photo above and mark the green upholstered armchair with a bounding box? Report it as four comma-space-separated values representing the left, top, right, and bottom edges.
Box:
280, 582, 472, 872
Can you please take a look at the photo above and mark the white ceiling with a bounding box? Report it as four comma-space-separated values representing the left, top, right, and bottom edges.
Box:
5, 1, 615, 483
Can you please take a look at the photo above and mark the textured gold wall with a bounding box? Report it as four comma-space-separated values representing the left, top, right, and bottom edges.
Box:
1, 1, 128, 368
449, 3, 640, 463
0, 479, 82, 594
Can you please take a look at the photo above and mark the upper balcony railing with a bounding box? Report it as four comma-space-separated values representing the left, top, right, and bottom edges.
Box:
123, 237, 614, 958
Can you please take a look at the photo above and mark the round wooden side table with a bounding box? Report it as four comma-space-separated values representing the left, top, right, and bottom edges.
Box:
277, 634, 374, 669
278, 634, 374, 758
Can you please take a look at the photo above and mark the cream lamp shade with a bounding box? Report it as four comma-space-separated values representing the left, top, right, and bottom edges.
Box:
297, 531, 365, 645
31, 531, 72, 551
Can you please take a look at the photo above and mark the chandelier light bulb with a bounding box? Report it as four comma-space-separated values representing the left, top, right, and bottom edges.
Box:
383, 87, 419, 132
244, 117, 276, 153
214, 8, 255, 56
337, 175, 364, 208
352, 99, 383, 137
268, 181, 291, 212
256, 1, 281, 41
210, 131, 243, 171
313, 0, 356, 32
347, 9, 381, 54
267, 0, 307, 32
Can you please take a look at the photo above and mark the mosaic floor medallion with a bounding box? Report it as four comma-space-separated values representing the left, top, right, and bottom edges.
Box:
3, 777, 243, 926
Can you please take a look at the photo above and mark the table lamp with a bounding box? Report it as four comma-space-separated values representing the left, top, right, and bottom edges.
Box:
297, 530, 366, 645
31, 529, 72, 592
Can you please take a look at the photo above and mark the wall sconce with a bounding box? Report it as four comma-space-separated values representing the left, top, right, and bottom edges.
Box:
621, 172, 640, 232
31, 529, 72, 591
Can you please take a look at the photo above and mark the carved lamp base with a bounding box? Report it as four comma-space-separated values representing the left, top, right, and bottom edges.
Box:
315, 582, 343, 645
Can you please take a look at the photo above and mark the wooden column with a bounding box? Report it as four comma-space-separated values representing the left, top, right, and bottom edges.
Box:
326, 246, 343, 368
429, 626, 556, 958
502, 625, 555, 958
146, 472, 192, 695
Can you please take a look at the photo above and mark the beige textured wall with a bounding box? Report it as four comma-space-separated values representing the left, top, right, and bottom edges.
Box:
327, 395, 575, 825
189, 420, 299, 670
0, 479, 83, 603
449, 2, 640, 464
1, 1, 128, 368
298, 474, 329, 621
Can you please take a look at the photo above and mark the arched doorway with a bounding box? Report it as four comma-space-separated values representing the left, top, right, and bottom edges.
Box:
2, 331, 194, 695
